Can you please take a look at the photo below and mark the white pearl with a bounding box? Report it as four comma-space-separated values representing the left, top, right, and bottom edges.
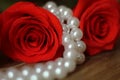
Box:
48, 7, 59, 17
62, 33, 72, 45
77, 41, 86, 52
30, 75, 38, 80
65, 41, 78, 50
63, 59, 76, 72
41, 70, 54, 80
60, 8, 73, 20
54, 66, 67, 79
29, 73, 39, 80
63, 49, 79, 61
34, 63, 44, 74
70, 28, 83, 40
46, 61, 55, 70
58, 5, 67, 13
55, 58, 64, 66
21, 66, 31, 77
67, 17, 80, 27
6, 68, 18, 79
44, 1, 57, 9
76, 53, 85, 64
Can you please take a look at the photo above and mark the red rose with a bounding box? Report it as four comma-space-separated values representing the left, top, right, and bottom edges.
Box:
0, 2, 63, 63
74, 0, 120, 55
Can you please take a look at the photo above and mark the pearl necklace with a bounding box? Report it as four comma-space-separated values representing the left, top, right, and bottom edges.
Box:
0, 1, 86, 80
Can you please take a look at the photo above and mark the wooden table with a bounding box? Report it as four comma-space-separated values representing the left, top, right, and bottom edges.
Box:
0, 39, 120, 80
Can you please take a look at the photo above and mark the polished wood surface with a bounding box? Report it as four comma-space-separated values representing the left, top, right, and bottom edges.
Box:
0, 39, 120, 80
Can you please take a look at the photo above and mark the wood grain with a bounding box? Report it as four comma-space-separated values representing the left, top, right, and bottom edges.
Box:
0, 39, 120, 80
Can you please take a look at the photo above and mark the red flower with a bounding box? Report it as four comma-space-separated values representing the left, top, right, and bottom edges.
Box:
0, 2, 63, 63
74, 0, 120, 55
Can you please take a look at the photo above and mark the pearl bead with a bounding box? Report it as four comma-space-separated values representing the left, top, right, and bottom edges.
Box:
44, 1, 57, 9
29, 73, 39, 80
41, 70, 54, 80
34, 63, 44, 74
21, 66, 32, 77
67, 17, 80, 27
48, 7, 59, 16
63, 49, 79, 61
6, 68, 18, 79
58, 5, 66, 13
46, 61, 55, 70
60, 8, 73, 20
55, 58, 64, 66
54, 66, 67, 79
76, 53, 85, 64
62, 33, 72, 45
77, 41, 86, 52
63, 59, 76, 72
70, 27, 83, 40
30, 75, 38, 80
65, 41, 78, 50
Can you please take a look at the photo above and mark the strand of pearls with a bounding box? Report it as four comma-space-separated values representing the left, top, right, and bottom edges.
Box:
0, 1, 86, 80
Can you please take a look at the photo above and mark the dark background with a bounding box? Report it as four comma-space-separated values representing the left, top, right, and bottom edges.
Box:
0, 0, 119, 12
0, 0, 78, 12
